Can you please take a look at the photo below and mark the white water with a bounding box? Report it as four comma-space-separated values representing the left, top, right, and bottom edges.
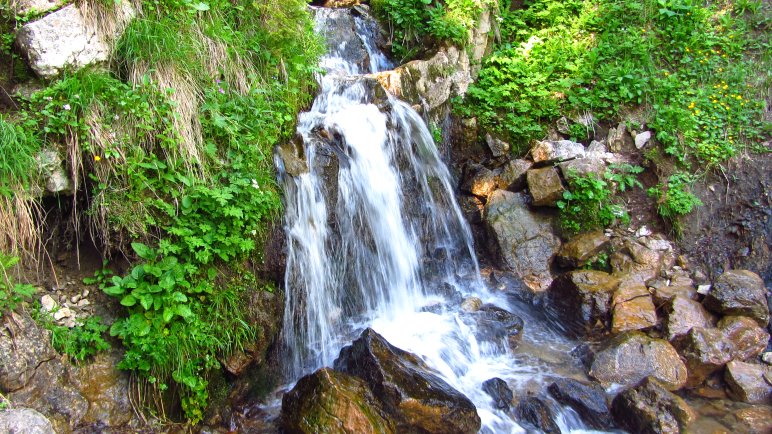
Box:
277, 7, 610, 433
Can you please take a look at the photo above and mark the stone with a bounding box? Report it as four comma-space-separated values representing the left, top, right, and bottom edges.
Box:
484, 133, 510, 157
333, 328, 481, 434
526, 167, 565, 207
724, 361, 772, 404
281, 367, 394, 434
734, 405, 772, 434
469, 304, 524, 350
460, 296, 482, 312
9, 0, 65, 16
611, 377, 696, 434
697, 284, 711, 295
663, 295, 715, 341
547, 379, 612, 429
276, 139, 309, 177
0, 408, 55, 434
69, 352, 134, 427
530, 140, 585, 163
0, 312, 56, 392
635, 130, 653, 149
611, 282, 657, 334
556, 230, 609, 269
462, 165, 498, 198
35, 148, 72, 195
484, 190, 560, 291
718, 316, 770, 361
611, 240, 663, 284
323, 0, 361, 7
495, 159, 531, 191
558, 158, 606, 181
481, 378, 513, 410
458, 196, 484, 224
315, 7, 372, 73
15, 3, 134, 78
674, 327, 733, 388
652, 284, 698, 306
586, 140, 608, 157
40, 294, 57, 312
556, 116, 571, 135
703, 270, 769, 326
52, 307, 73, 321
545, 270, 619, 338
763, 352, 772, 365
76, 299, 90, 308
515, 396, 561, 434
590, 331, 688, 390
607, 123, 630, 153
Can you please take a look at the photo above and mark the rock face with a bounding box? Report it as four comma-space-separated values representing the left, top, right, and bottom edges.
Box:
611, 282, 657, 334
547, 379, 612, 429
674, 327, 733, 388
724, 361, 772, 404
223, 288, 284, 375
589, 332, 688, 390
484, 190, 560, 291
481, 378, 513, 410
333, 328, 481, 434
611, 377, 695, 434
0, 408, 55, 434
281, 368, 395, 434
514, 396, 561, 434
703, 270, 769, 326
526, 167, 565, 207
315, 7, 371, 73
545, 270, 619, 337
0, 312, 56, 392
663, 295, 715, 341
15, 3, 134, 78
556, 231, 609, 268
530, 140, 585, 163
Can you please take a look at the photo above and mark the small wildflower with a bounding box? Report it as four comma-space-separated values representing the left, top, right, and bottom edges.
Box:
94, 155, 101, 162
219, 88, 225, 94
63, 104, 71, 110
251, 179, 260, 189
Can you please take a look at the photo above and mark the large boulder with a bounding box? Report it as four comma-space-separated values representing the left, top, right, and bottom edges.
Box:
461, 164, 498, 199
514, 396, 561, 434
530, 140, 585, 163
703, 270, 769, 327
662, 295, 716, 341
526, 167, 565, 207
481, 378, 513, 410
314, 7, 372, 73
556, 231, 609, 268
589, 332, 688, 390
0, 312, 56, 392
718, 316, 770, 361
733, 405, 772, 433
558, 158, 606, 181
333, 328, 481, 434
611, 282, 657, 334
223, 288, 284, 375
495, 159, 531, 191
674, 327, 733, 388
281, 368, 395, 434
68, 352, 133, 427
611, 239, 665, 284
547, 379, 612, 429
484, 190, 560, 291
0, 408, 55, 434
545, 270, 619, 337
724, 361, 772, 404
15, 2, 134, 78
611, 377, 696, 434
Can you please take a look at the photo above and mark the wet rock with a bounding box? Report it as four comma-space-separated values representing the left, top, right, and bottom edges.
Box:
611, 377, 696, 434
462, 164, 498, 198
674, 327, 733, 388
703, 270, 769, 327
558, 158, 606, 181
484, 190, 560, 291
0, 312, 56, 391
277, 139, 309, 176
547, 378, 612, 429
16, 3, 134, 78
590, 331, 688, 390
495, 159, 531, 191
0, 408, 55, 434
484, 133, 510, 157
557, 231, 609, 269
69, 352, 133, 427
763, 352, 772, 365
651, 283, 698, 306
458, 196, 484, 224
663, 295, 716, 341
515, 396, 561, 434
611, 239, 663, 284
724, 361, 772, 404
315, 7, 371, 73
333, 328, 481, 434
546, 270, 619, 338
734, 405, 772, 434
530, 140, 585, 163
611, 282, 657, 334
239, 287, 284, 370
527, 167, 565, 207
471, 304, 524, 350
481, 378, 513, 410
718, 316, 770, 361
460, 297, 482, 313
281, 367, 394, 434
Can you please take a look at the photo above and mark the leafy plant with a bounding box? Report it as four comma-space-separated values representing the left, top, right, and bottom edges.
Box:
49, 316, 110, 362
0, 253, 35, 317
647, 171, 703, 234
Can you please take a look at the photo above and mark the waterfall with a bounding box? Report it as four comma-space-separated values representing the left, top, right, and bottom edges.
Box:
276, 6, 605, 433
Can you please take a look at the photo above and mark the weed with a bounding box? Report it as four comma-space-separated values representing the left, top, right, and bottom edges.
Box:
647, 171, 703, 235
0, 253, 35, 317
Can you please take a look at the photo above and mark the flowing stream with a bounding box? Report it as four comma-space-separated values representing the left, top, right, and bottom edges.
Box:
276, 6, 610, 433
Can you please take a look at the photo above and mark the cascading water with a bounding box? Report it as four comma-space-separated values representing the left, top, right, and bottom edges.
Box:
276, 6, 611, 433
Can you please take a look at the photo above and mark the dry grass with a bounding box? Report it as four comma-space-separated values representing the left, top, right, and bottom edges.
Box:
0, 191, 42, 265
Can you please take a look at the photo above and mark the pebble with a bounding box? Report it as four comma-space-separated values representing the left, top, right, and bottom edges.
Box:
81, 289, 89, 298
40, 295, 57, 312
53, 307, 74, 321
697, 284, 711, 295
636, 226, 652, 237
70, 294, 81, 304
762, 353, 772, 366
76, 299, 90, 307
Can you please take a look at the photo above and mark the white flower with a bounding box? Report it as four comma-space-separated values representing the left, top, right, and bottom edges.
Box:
250, 230, 257, 236
63, 104, 71, 111
251, 179, 260, 189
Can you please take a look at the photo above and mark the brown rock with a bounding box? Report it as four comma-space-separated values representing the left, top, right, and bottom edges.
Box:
734, 405, 772, 434
557, 231, 609, 268
484, 133, 510, 157
611, 282, 657, 334
0, 312, 56, 391
611, 377, 696, 434
545, 270, 620, 338
674, 327, 733, 388
590, 332, 688, 390
277, 139, 309, 176
611, 240, 663, 284
462, 165, 498, 198
719, 316, 770, 361
651, 284, 698, 306
527, 167, 565, 207
495, 159, 531, 191
703, 270, 769, 327
458, 195, 484, 224
324, 0, 361, 7
663, 295, 716, 341
281, 368, 395, 434
725, 361, 772, 404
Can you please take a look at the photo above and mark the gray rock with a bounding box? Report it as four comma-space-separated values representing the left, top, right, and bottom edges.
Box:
35, 148, 72, 195
611, 377, 695, 434
515, 396, 561, 434
546, 270, 619, 337
0, 408, 55, 434
724, 361, 772, 404
484, 190, 560, 291
634, 130, 652, 149
0, 312, 56, 392
526, 167, 565, 207
314, 7, 371, 73
481, 377, 512, 410
548, 378, 612, 429
590, 331, 688, 390
9, 0, 64, 16
703, 270, 769, 326
663, 295, 715, 341
558, 158, 606, 181
607, 123, 631, 153
763, 352, 772, 365
531, 139, 585, 163
495, 159, 531, 191
484, 133, 510, 157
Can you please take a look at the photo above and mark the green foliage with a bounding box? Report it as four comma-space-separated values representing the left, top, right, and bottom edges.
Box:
49, 316, 110, 362
0, 115, 39, 196
647, 171, 703, 234
0, 253, 35, 317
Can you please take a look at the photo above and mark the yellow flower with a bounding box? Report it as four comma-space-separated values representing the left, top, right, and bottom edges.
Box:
94, 155, 101, 162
